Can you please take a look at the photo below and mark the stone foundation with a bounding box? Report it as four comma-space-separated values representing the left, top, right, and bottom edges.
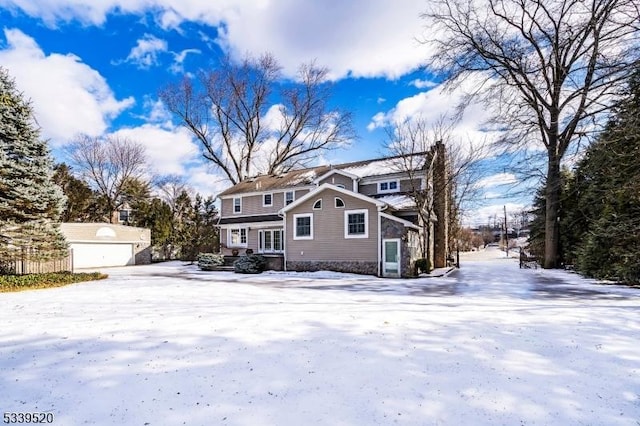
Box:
286, 260, 378, 276
134, 245, 152, 265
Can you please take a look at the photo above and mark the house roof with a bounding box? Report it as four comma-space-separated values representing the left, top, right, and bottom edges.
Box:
218, 214, 282, 225
218, 151, 430, 197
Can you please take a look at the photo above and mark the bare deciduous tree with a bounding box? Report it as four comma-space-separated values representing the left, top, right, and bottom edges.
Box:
160, 53, 355, 185
385, 116, 487, 266
421, 0, 640, 268
154, 174, 192, 212
66, 135, 147, 223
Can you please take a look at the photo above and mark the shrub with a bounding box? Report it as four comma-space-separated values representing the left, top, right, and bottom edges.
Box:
197, 253, 225, 271
415, 258, 431, 274
0, 272, 107, 292
234, 254, 267, 274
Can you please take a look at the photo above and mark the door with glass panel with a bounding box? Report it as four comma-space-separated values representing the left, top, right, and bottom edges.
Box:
383, 239, 401, 277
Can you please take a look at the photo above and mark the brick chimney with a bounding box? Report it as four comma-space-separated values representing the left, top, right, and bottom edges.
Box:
432, 141, 449, 268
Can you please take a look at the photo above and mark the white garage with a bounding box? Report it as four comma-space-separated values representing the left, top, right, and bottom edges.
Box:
70, 243, 134, 268
60, 223, 151, 270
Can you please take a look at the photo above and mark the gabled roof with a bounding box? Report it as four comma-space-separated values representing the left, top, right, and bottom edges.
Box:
218, 151, 430, 197
280, 183, 386, 213
312, 168, 359, 185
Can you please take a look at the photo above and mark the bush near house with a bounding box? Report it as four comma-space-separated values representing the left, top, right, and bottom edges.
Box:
0, 272, 108, 292
415, 258, 431, 274
234, 254, 267, 274
197, 253, 225, 271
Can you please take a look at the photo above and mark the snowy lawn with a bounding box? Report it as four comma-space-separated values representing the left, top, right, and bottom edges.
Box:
1, 248, 639, 425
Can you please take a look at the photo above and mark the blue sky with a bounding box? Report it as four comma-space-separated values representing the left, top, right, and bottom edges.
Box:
0, 0, 528, 225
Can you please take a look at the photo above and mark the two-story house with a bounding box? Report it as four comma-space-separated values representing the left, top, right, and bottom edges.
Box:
217, 142, 450, 277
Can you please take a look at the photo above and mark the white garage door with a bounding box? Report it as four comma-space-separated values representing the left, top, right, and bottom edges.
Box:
71, 243, 134, 269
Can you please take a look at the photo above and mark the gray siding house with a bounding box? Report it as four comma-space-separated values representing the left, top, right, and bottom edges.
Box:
217, 143, 450, 277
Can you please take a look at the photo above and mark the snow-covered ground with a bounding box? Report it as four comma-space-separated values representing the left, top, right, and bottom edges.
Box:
1, 247, 638, 425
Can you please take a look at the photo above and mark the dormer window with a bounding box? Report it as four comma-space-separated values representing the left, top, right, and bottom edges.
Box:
378, 180, 399, 194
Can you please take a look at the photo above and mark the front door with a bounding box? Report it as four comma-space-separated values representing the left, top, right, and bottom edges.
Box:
383, 239, 401, 277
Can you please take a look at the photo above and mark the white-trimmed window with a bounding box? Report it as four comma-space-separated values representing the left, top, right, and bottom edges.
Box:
313, 199, 322, 210
258, 229, 284, 253
228, 227, 248, 247
336, 184, 346, 189
294, 214, 313, 240
285, 191, 295, 205
335, 197, 345, 208
378, 180, 399, 194
263, 193, 273, 207
233, 197, 242, 213
345, 209, 369, 238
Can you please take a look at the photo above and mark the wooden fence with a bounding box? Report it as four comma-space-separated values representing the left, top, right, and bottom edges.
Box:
1, 251, 73, 275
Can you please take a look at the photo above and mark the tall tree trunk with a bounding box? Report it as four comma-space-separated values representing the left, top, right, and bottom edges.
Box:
544, 155, 561, 268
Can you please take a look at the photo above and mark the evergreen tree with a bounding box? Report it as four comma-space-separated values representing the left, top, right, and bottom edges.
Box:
0, 67, 67, 261
184, 194, 219, 260
532, 70, 640, 283
53, 163, 96, 222
570, 70, 640, 283
130, 198, 173, 259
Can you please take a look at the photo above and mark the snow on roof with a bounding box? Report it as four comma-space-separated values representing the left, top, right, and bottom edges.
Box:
218, 152, 429, 196
287, 169, 318, 186
338, 155, 426, 178
377, 194, 416, 210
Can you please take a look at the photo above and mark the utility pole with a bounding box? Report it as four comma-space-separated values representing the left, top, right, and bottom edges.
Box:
504, 205, 509, 257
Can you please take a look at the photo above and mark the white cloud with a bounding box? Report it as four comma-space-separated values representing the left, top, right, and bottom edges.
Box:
464, 202, 528, 227
476, 173, 518, 188
409, 78, 437, 89
185, 164, 231, 199
124, 34, 168, 69
110, 124, 199, 176
0, 0, 434, 80
0, 28, 134, 144
141, 97, 173, 124
169, 48, 201, 74
367, 76, 501, 154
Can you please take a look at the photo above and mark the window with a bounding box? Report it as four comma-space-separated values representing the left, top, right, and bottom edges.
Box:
378, 180, 399, 193
313, 199, 322, 210
263, 193, 273, 207
228, 228, 247, 247
118, 210, 130, 223
336, 184, 346, 189
345, 209, 369, 238
335, 197, 345, 208
258, 229, 284, 253
294, 214, 313, 240
285, 191, 295, 205
233, 197, 242, 213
